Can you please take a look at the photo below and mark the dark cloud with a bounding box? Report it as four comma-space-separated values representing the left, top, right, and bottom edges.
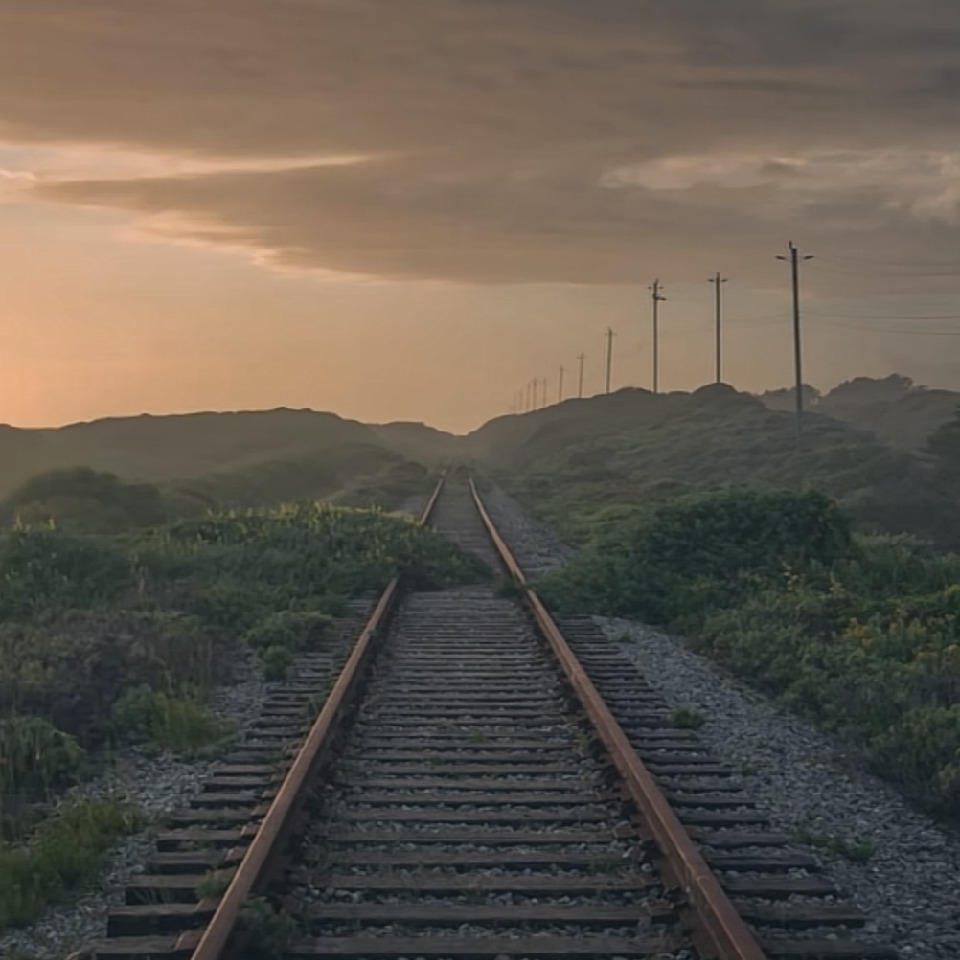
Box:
6, 0, 960, 283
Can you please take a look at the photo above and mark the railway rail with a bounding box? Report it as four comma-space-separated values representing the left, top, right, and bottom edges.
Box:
73, 478, 898, 960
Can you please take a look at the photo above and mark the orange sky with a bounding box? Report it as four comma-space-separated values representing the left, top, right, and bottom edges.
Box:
2, 1, 960, 433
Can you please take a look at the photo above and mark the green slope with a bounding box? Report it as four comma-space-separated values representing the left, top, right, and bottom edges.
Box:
465, 384, 960, 547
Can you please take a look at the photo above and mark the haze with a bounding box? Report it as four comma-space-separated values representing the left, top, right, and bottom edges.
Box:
3, 0, 960, 433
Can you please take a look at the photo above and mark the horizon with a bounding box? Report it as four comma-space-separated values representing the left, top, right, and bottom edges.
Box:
0, 372, 936, 437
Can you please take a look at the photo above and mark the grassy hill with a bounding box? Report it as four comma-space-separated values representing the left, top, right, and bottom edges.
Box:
761, 375, 960, 453
465, 384, 960, 547
0, 408, 381, 497
0, 409, 448, 523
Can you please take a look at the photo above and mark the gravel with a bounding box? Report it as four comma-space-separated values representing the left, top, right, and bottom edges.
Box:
479, 487, 575, 577
0, 651, 267, 960
482, 484, 960, 959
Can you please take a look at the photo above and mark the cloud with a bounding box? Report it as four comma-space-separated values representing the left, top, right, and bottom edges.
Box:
6, 0, 960, 284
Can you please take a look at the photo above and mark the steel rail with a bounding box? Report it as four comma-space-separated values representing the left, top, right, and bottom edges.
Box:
468, 478, 768, 960
189, 475, 447, 960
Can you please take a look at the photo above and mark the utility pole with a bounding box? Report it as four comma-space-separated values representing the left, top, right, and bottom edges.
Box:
709, 272, 727, 384
577, 353, 585, 398
776, 242, 813, 434
525, 382, 531, 412
650, 279, 667, 394
532, 379, 538, 410
558, 366, 565, 403
604, 329, 614, 394
541, 378, 547, 407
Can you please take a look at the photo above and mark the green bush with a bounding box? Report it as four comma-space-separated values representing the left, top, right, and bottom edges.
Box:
0, 530, 130, 618
0, 717, 85, 834
0, 798, 144, 930
261, 645, 293, 682
110, 686, 232, 757
243, 610, 334, 655
538, 487, 853, 623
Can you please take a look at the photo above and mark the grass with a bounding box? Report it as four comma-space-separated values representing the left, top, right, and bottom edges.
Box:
794, 826, 877, 863
237, 897, 299, 960
110, 686, 234, 758
0, 798, 145, 930
671, 708, 706, 730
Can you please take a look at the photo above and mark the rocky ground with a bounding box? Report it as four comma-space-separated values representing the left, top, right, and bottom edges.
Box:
482, 484, 960, 960
0, 654, 267, 960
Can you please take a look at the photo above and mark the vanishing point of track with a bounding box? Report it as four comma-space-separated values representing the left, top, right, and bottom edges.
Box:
73, 478, 898, 960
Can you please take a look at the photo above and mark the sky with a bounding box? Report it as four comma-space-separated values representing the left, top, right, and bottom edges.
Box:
3, 0, 960, 433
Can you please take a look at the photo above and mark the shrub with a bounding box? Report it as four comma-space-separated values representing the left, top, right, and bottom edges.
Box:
110, 686, 232, 757
538, 487, 853, 623
243, 610, 334, 655
0, 798, 144, 930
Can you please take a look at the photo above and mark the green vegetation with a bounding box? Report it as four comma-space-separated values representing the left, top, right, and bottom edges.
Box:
671, 708, 706, 730
0, 490, 485, 928
0, 798, 144, 929
539, 488, 960, 818
0, 467, 166, 533
474, 383, 960, 549
237, 897, 299, 960
0, 502, 484, 761
110, 686, 233, 757
793, 825, 877, 863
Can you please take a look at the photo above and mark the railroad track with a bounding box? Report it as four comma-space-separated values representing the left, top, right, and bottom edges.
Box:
74, 478, 897, 960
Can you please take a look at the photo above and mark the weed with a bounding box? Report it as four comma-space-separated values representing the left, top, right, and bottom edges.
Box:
110, 685, 233, 758
794, 826, 877, 863
237, 896, 299, 960
196, 868, 236, 900
671, 708, 706, 730
0, 798, 144, 930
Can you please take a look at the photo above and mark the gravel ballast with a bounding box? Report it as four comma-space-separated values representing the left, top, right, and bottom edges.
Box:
481, 484, 960, 959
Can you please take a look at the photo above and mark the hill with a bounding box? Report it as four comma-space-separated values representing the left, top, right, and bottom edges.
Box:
0, 408, 381, 497
465, 384, 960, 547
760, 375, 960, 453
0, 409, 446, 519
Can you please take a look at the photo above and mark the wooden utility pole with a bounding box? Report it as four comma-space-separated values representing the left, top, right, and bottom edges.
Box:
532, 378, 538, 410
541, 378, 547, 407
650, 279, 667, 394
558, 365, 565, 403
776, 242, 813, 434
604, 329, 614, 394
577, 353, 585, 398
709, 272, 727, 384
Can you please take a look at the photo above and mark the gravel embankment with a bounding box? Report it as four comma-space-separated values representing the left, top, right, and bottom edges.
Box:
0, 654, 267, 960
482, 485, 960, 959
479, 487, 576, 577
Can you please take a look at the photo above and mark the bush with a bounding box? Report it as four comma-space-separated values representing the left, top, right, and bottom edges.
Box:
0, 717, 85, 834
0, 799, 144, 930
0, 530, 130, 618
110, 686, 232, 757
538, 487, 853, 623
243, 610, 334, 655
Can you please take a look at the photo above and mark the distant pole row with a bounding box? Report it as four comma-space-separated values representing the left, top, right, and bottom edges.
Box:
510, 242, 811, 432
